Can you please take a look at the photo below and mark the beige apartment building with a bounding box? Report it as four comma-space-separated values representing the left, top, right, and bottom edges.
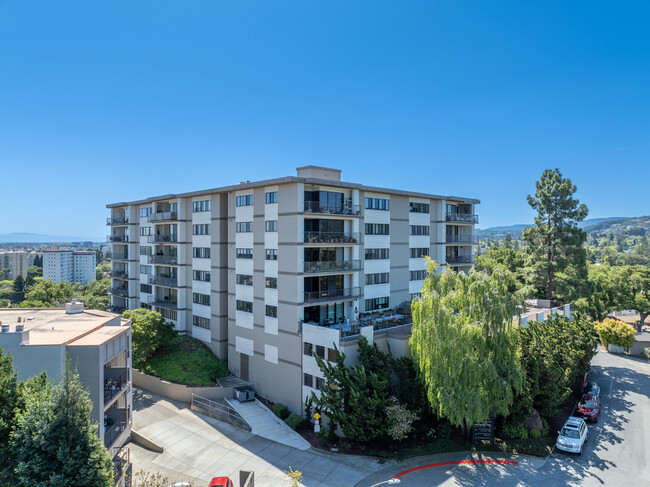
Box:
0, 302, 132, 485
0, 250, 29, 280
107, 166, 478, 413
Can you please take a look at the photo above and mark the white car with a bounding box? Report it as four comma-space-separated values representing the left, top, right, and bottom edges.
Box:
556, 416, 588, 455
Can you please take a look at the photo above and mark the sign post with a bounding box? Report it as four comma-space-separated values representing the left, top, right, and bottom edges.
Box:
314, 412, 321, 433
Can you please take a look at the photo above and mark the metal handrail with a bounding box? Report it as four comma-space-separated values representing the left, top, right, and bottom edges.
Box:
445, 235, 479, 244
148, 254, 179, 265
445, 213, 479, 223
304, 231, 360, 244
107, 235, 129, 243
104, 410, 128, 449
111, 288, 130, 297
304, 260, 361, 273
191, 394, 250, 431
304, 287, 361, 303
446, 256, 475, 265
147, 234, 178, 243
111, 446, 130, 485
149, 275, 178, 287
304, 201, 360, 216
148, 211, 178, 222
107, 217, 128, 225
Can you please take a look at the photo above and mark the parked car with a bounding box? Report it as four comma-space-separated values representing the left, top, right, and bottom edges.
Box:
583, 381, 600, 397
208, 478, 234, 487
169, 483, 192, 487
556, 416, 588, 455
576, 393, 601, 422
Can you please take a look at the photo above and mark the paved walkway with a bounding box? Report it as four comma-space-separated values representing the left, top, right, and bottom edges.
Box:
226, 398, 311, 451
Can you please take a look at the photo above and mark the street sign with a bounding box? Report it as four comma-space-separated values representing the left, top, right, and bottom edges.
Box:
313, 413, 321, 420
472, 422, 494, 443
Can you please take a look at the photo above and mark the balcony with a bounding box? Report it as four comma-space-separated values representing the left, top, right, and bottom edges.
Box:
149, 275, 178, 287
446, 256, 475, 265
304, 287, 361, 303
148, 211, 177, 223
106, 217, 128, 226
304, 260, 362, 273
107, 235, 129, 243
111, 253, 129, 261
148, 296, 178, 309
111, 287, 130, 298
111, 271, 129, 280
304, 231, 360, 244
147, 234, 178, 244
104, 410, 128, 449
148, 254, 179, 265
104, 371, 128, 406
445, 212, 479, 224
304, 201, 360, 216
445, 235, 479, 244
110, 305, 126, 314
112, 447, 130, 486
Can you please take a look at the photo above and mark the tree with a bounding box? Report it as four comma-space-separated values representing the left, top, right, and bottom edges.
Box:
12, 275, 25, 304
27, 265, 43, 279
475, 241, 526, 291
11, 362, 113, 486
595, 318, 636, 349
32, 254, 43, 267
410, 261, 524, 432
96, 262, 111, 281
80, 278, 111, 311
123, 308, 178, 364
523, 169, 589, 302
619, 266, 650, 330
0, 350, 24, 480
575, 264, 619, 321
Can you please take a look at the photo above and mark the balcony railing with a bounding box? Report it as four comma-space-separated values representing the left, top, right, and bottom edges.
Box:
107, 235, 129, 243
304, 287, 361, 303
445, 235, 479, 244
110, 305, 126, 314
106, 217, 128, 225
111, 253, 129, 261
304, 201, 360, 216
304, 260, 362, 273
148, 254, 179, 265
446, 256, 475, 265
104, 410, 128, 449
149, 275, 178, 287
112, 446, 130, 486
304, 231, 360, 244
147, 234, 178, 243
104, 371, 128, 405
445, 212, 479, 224
111, 271, 129, 280
148, 296, 178, 309
111, 287, 130, 298
148, 211, 177, 222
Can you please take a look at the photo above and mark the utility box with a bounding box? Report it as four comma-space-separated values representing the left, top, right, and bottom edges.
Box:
235, 386, 255, 403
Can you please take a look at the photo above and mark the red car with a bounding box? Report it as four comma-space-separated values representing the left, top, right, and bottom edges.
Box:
208, 478, 234, 487
576, 393, 600, 422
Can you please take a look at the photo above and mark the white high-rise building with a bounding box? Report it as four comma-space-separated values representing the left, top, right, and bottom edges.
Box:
44, 250, 96, 284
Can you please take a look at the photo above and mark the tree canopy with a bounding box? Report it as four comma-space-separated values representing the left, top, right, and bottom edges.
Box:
123, 308, 178, 364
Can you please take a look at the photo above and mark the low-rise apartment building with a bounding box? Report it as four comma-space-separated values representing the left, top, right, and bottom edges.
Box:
44, 250, 97, 284
0, 302, 132, 485
107, 166, 478, 413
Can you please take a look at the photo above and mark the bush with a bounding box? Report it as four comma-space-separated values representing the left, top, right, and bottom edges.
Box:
502, 422, 528, 440
272, 403, 290, 420
318, 428, 336, 445
284, 413, 304, 430
435, 421, 453, 439
541, 418, 549, 436
529, 429, 542, 439
595, 318, 636, 349
644, 347, 650, 360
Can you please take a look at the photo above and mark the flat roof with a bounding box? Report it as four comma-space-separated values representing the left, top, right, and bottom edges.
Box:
107, 169, 480, 208
0, 308, 130, 346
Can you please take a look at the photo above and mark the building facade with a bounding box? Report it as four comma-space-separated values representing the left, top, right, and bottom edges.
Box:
44, 250, 97, 284
107, 166, 478, 413
0, 302, 132, 485
0, 251, 29, 280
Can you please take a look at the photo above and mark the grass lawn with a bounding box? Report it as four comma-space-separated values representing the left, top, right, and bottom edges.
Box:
136, 336, 229, 386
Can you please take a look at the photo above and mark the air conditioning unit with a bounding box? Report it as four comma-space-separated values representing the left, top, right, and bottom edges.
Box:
235, 386, 255, 403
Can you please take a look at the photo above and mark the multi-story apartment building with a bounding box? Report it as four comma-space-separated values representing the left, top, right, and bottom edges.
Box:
0, 302, 132, 485
44, 250, 97, 284
0, 250, 29, 280
107, 166, 478, 413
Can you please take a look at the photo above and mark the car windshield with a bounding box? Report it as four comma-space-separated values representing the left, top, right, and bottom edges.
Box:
580, 400, 597, 409
561, 427, 580, 439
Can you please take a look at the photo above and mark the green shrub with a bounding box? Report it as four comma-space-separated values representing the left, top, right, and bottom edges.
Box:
541, 418, 549, 436
502, 422, 528, 440
644, 347, 650, 360
435, 421, 453, 439
284, 413, 304, 430
318, 428, 336, 445
529, 429, 542, 439
272, 403, 290, 420
595, 318, 636, 349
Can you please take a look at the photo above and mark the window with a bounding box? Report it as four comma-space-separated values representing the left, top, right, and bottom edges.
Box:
265, 277, 277, 289
365, 248, 389, 260
266, 191, 277, 204
365, 197, 390, 211
410, 292, 422, 301
140, 246, 152, 256
266, 249, 278, 261
193, 247, 211, 259
366, 272, 390, 285
193, 315, 210, 329
315, 377, 325, 390
304, 342, 313, 356
265, 220, 277, 232
410, 225, 429, 236
236, 300, 253, 313
327, 348, 337, 362
193, 200, 211, 212
159, 308, 177, 321
140, 284, 152, 294
410, 270, 427, 281
365, 223, 390, 235
410, 202, 430, 213
140, 265, 152, 275
365, 297, 389, 311
236, 248, 253, 259
193, 270, 210, 282
236, 222, 253, 233
304, 373, 313, 387
315, 345, 325, 359
193, 293, 210, 306
193, 224, 210, 235
139, 227, 152, 236
237, 274, 253, 286
410, 248, 429, 258
236, 195, 253, 207
139, 207, 152, 217
266, 305, 278, 318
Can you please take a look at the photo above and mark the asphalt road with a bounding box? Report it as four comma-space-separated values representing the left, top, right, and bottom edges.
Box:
358, 347, 650, 486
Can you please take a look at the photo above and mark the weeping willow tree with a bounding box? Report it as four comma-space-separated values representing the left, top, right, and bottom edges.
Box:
410, 260, 524, 433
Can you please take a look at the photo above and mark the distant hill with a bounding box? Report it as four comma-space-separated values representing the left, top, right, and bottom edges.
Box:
0, 233, 103, 244
582, 216, 650, 236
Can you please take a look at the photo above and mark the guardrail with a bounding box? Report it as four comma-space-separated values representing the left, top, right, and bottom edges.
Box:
191, 394, 251, 431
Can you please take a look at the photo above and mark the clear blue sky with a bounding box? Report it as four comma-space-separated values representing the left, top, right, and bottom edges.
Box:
1, 1, 648, 239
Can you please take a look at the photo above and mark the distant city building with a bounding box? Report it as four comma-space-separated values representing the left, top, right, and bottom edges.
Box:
0, 251, 29, 280
0, 303, 132, 485
43, 250, 96, 284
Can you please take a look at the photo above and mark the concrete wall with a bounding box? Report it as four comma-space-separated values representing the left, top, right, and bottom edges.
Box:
132, 369, 234, 402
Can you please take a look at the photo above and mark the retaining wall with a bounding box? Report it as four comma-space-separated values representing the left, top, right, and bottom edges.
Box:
133, 369, 234, 402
